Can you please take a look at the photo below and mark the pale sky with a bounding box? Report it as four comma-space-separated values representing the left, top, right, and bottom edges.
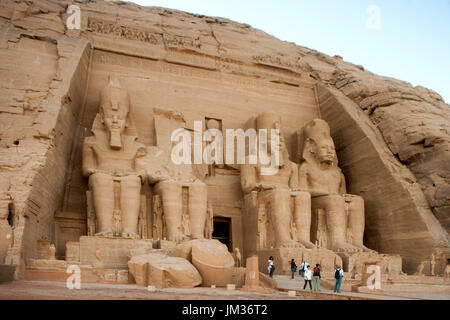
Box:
127, 0, 450, 103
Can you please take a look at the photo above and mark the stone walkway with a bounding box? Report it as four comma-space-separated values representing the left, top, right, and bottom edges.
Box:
274, 275, 450, 300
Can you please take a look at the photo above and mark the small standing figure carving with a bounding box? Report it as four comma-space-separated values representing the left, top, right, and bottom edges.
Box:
234, 248, 242, 268
430, 253, 436, 276
113, 210, 121, 237
152, 195, 163, 240
49, 244, 56, 260
257, 204, 268, 250
415, 263, 425, 276
204, 201, 214, 239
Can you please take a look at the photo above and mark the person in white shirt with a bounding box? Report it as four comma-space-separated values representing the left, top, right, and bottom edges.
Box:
303, 265, 313, 290
268, 256, 275, 278
299, 261, 309, 277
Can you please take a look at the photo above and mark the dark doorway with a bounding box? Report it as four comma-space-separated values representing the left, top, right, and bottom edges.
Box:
212, 217, 232, 252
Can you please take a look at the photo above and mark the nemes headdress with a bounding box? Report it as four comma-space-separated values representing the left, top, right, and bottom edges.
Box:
298, 119, 335, 163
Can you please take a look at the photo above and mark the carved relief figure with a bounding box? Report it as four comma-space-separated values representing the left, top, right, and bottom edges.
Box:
82, 75, 147, 239
240, 113, 314, 249
234, 248, 242, 267
152, 195, 163, 240
49, 244, 56, 260
415, 263, 425, 276
298, 119, 371, 253
86, 190, 96, 236
204, 200, 214, 239
430, 253, 436, 276
138, 195, 147, 239
257, 203, 268, 250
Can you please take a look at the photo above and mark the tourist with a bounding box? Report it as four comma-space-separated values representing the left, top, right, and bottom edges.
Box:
334, 265, 344, 293
313, 264, 321, 291
303, 265, 312, 290
299, 260, 309, 277
268, 256, 275, 278
290, 259, 297, 279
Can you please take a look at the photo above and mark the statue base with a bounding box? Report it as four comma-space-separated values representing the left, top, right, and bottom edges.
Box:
337, 251, 403, 276
79, 236, 154, 269
257, 247, 343, 275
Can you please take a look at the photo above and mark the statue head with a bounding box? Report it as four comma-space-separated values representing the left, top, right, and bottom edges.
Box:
99, 75, 130, 149
299, 119, 337, 166
256, 113, 282, 155
206, 118, 221, 130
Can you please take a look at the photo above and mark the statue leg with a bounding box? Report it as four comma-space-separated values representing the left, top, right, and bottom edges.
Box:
89, 173, 114, 236
120, 175, 141, 238
294, 191, 315, 248
188, 183, 207, 239
269, 189, 299, 248
346, 195, 373, 252
155, 180, 183, 242
315, 194, 361, 253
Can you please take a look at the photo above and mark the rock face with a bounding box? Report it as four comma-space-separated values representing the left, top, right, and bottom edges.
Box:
128, 252, 202, 288
0, 0, 448, 277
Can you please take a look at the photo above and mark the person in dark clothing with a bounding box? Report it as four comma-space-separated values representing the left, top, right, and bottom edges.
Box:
290, 259, 297, 279
313, 264, 321, 291
268, 256, 275, 278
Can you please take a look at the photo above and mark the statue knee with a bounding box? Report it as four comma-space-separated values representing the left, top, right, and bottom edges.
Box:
121, 175, 141, 190
89, 173, 112, 189
346, 194, 364, 208
324, 194, 345, 209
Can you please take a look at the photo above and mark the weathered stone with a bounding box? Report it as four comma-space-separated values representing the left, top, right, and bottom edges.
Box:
128, 252, 202, 288
0, 0, 447, 285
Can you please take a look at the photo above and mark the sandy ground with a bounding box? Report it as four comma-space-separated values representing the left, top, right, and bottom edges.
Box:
0, 276, 448, 300
0, 280, 304, 300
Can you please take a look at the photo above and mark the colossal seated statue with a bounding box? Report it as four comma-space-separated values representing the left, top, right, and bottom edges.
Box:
143, 109, 208, 242
298, 119, 373, 253
82, 75, 147, 239
240, 113, 314, 249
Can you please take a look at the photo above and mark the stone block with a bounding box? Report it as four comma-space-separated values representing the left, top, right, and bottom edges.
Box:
79, 236, 154, 269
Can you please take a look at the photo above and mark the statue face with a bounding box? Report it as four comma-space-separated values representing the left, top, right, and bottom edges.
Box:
257, 115, 281, 155
100, 87, 130, 149
206, 119, 221, 130
315, 139, 336, 164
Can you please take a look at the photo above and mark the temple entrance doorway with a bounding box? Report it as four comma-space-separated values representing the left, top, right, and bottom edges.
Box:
212, 217, 232, 252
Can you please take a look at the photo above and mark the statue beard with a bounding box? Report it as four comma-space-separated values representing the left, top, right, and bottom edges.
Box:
109, 128, 123, 149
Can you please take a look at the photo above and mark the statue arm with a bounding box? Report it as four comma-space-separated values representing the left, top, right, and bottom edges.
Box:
339, 172, 347, 194
134, 145, 148, 179
289, 162, 299, 188
82, 140, 96, 177
241, 163, 258, 194
297, 162, 309, 190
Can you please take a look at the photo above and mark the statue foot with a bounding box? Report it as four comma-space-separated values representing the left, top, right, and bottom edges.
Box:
121, 232, 140, 239
354, 244, 376, 253
279, 240, 304, 248
298, 239, 316, 249
168, 233, 185, 243
333, 242, 363, 253
95, 230, 113, 238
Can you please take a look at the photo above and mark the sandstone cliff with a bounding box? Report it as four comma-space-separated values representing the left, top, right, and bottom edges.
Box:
0, 0, 448, 276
